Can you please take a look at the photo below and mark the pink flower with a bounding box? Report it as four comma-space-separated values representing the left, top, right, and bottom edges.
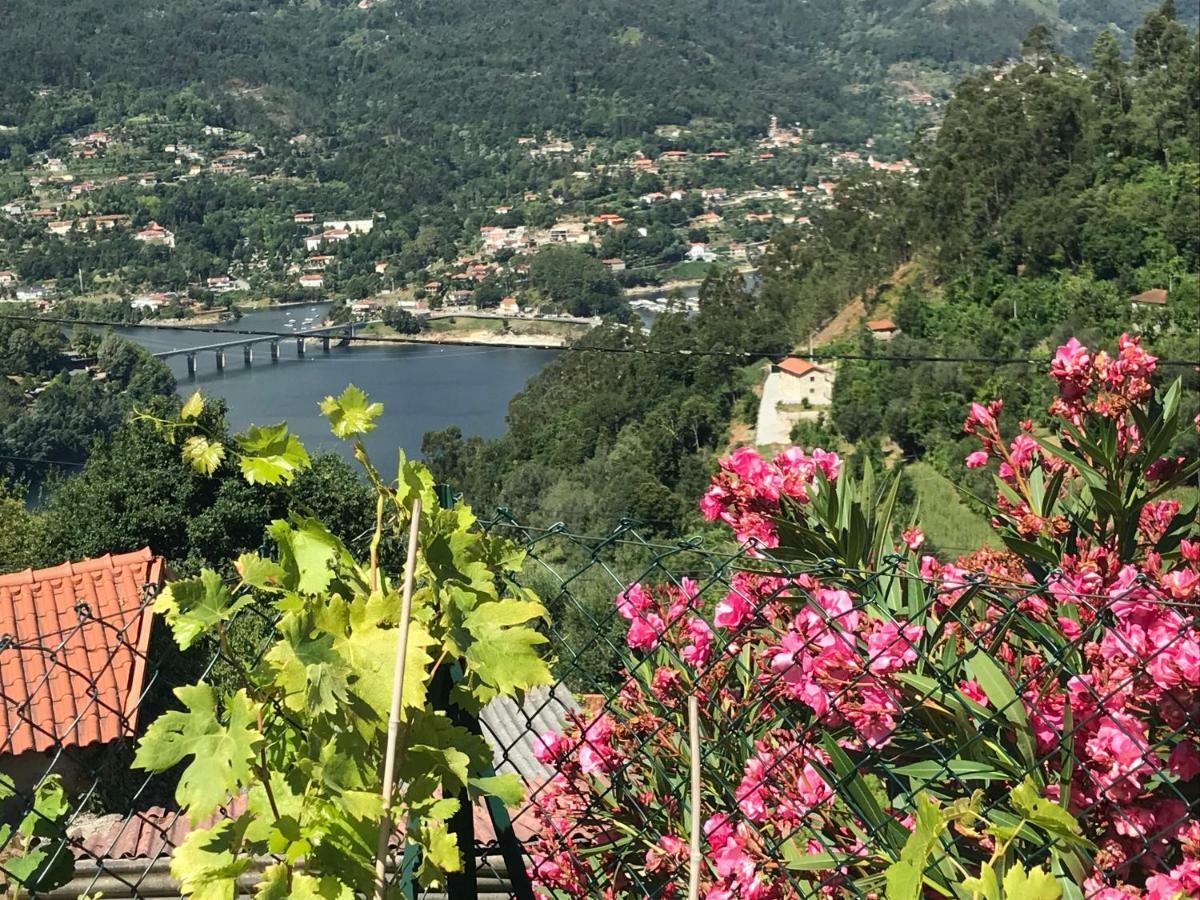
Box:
865, 620, 922, 674
714, 592, 753, 629
959, 679, 988, 706
616, 583, 652, 620
811, 447, 841, 481
965, 450, 989, 468
901, 527, 925, 551
1169, 742, 1200, 782
533, 731, 569, 764
578, 715, 619, 775
626, 612, 666, 651
967, 402, 996, 429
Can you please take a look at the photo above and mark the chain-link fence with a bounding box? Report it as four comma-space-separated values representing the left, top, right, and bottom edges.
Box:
1, 515, 1196, 898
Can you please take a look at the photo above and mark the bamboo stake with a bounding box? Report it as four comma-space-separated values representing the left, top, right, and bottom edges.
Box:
372, 497, 422, 900
687, 694, 701, 900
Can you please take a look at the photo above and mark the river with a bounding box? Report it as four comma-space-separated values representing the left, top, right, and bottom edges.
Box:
117, 303, 556, 464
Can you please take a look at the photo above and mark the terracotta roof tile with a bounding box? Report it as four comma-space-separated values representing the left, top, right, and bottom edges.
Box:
0, 549, 164, 757
775, 357, 828, 378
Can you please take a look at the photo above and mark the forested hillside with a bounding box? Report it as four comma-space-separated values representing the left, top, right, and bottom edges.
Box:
0, 0, 1181, 144
426, 4, 1200, 541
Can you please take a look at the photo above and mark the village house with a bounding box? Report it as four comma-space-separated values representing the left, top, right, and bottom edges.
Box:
866, 318, 900, 341
0, 550, 165, 797
304, 228, 351, 251
293, 211, 316, 224
375, 261, 390, 274
48, 219, 74, 236
1130, 288, 1168, 308
0, 270, 18, 287
298, 273, 324, 290
601, 258, 627, 272
591, 213, 626, 228
16, 283, 48, 302
705, 150, 730, 160
695, 212, 723, 226
323, 218, 374, 235
135, 222, 175, 248
1, 202, 23, 217
659, 150, 689, 161
640, 191, 666, 205
494, 205, 513, 215
206, 275, 237, 293
773, 357, 835, 405
687, 242, 716, 263
349, 299, 375, 316
498, 296, 521, 316
726, 243, 748, 261
547, 221, 590, 245
305, 255, 335, 270
701, 187, 728, 203
130, 294, 168, 312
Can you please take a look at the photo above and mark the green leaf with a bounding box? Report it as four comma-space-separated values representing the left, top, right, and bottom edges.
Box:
319, 384, 384, 438
469, 774, 524, 806
182, 435, 226, 475
884, 793, 946, 900
891, 760, 1006, 782
180, 390, 204, 421
1011, 778, 1083, 841
268, 518, 342, 596
463, 598, 552, 697
968, 653, 1037, 771
415, 821, 462, 887
235, 553, 286, 592
264, 618, 351, 716
961, 862, 1001, 900
1002, 862, 1062, 899
133, 685, 263, 823
19, 776, 69, 840
235, 423, 311, 485
156, 569, 252, 650
336, 618, 435, 724
170, 818, 254, 900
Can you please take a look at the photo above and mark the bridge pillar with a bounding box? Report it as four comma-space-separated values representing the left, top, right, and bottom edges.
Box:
297, 337, 306, 357
322, 336, 331, 353
243, 345, 253, 365
186, 353, 196, 378
215, 349, 225, 372
270, 340, 280, 362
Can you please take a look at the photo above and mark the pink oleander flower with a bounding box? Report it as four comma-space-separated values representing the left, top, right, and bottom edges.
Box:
959, 679, 988, 706
626, 611, 666, 651
965, 450, 989, 468
901, 527, 925, 551
714, 591, 753, 629
865, 619, 922, 674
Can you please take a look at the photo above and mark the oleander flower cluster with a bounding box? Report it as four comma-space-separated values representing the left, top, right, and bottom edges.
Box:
526, 337, 1198, 899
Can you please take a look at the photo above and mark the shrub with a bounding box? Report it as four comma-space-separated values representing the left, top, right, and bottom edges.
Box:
526, 335, 1199, 898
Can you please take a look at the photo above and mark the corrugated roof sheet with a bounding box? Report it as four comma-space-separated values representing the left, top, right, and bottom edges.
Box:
0, 549, 164, 756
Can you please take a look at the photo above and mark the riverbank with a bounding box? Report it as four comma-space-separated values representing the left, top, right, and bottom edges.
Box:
356, 315, 590, 349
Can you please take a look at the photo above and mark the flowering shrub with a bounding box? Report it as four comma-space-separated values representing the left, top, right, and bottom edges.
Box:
526, 336, 1199, 898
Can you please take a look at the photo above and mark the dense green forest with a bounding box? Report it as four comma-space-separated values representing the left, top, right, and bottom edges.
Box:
424, 5, 1200, 543
1, 0, 1179, 146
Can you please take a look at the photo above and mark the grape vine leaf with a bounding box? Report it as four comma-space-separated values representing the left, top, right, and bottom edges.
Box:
156, 569, 252, 650
1001, 863, 1062, 899
258, 864, 353, 900
1011, 778, 1084, 841
180, 390, 204, 421
336, 619, 435, 724
234, 423, 311, 485
884, 793, 946, 900
269, 518, 352, 596
265, 619, 351, 716
235, 552, 286, 592
463, 598, 552, 697
470, 774, 524, 805
170, 818, 254, 900
133, 686, 263, 823
182, 435, 225, 475
319, 384, 383, 438
415, 821, 462, 887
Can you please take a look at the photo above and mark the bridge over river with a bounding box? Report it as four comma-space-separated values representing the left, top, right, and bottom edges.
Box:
152, 320, 381, 376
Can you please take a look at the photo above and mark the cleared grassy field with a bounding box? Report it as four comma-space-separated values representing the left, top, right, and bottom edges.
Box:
905, 461, 999, 554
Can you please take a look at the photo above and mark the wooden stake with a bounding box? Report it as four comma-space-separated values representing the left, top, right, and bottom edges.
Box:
687, 694, 701, 900
373, 497, 422, 900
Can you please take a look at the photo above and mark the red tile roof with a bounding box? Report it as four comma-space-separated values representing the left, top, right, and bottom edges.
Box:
1130, 288, 1168, 305
0, 549, 164, 757
776, 357, 827, 378
867, 318, 898, 332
